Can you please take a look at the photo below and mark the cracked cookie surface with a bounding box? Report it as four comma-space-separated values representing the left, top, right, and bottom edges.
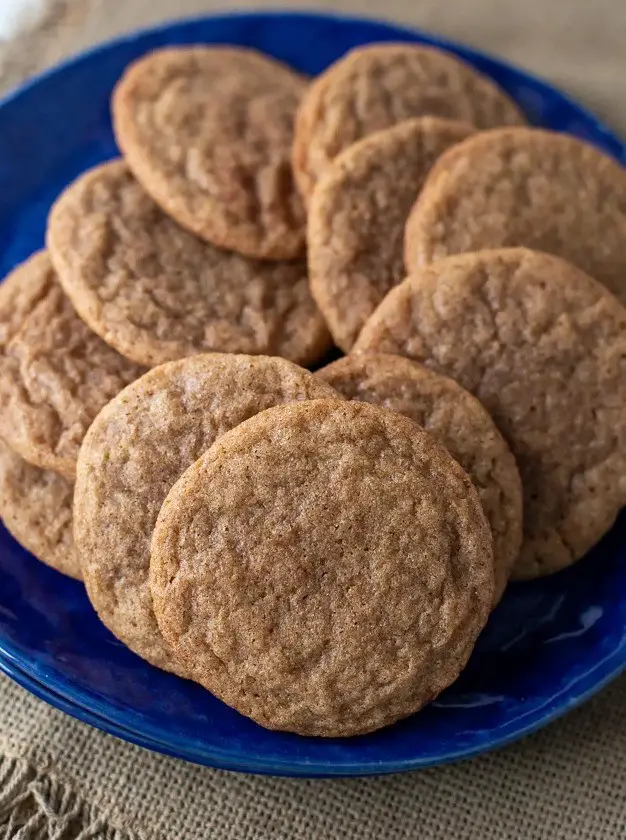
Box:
74, 353, 341, 673
293, 43, 525, 201
317, 353, 522, 602
47, 161, 330, 368
150, 399, 494, 736
355, 248, 626, 578
404, 128, 626, 304
0, 440, 80, 580
0, 251, 144, 479
112, 46, 307, 260
308, 117, 475, 350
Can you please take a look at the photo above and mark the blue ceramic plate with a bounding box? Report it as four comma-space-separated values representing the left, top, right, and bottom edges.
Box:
0, 11, 625, 777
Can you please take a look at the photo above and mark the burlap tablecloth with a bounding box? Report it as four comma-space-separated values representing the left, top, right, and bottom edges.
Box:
1, 2, 625, 837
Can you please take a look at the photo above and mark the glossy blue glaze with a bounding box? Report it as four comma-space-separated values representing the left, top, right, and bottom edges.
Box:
0, 11, 624, 777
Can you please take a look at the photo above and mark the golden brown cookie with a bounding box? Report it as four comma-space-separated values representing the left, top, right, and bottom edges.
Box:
0, 252, 144, 479
308, 117, 475, 350
355, 248, 626, 578
151, 399, 494, 737
317, 353, 522, 602
47, 161, 330, 368
112, 46, 306, 260
0, 440, 80, 579
293, 43, 525, 201
74, 354, 342, 673
404, 128, 626, 303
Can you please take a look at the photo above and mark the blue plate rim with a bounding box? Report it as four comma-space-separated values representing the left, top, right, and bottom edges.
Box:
0, 8, 623, 163
0, 637, 624, 777
0, 8, 625, 776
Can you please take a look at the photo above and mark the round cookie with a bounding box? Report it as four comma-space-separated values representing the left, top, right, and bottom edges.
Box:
317, 353, 522, 603
354, 248, 626, 578
0, 440, 80, 580
293, 43, 525, 201
47, 160, 330, 368
0, 252, 144, 479
404, 128, 626, 304
308, 117, 475, 350
150, 399, 494, 737
112, 46, 306, 260
74, 353, 342, 673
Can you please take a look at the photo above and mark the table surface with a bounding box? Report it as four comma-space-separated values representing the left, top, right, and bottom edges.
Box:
1, 2, 625, 839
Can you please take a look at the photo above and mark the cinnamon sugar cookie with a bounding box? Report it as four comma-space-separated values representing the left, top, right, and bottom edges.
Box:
151, 399, 494, 736
47, 161, 330, 368
404, 128, 626, 303
308, 117, 475, 350
74, 354, 341, 673
317, 353, 522, 602
355, 248, 626, 578
0, 251, 143, 479
293, 43, 525, 201
113, 46, 306, 260
0, 440, 80, 580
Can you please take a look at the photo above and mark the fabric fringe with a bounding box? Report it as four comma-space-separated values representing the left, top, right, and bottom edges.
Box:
0, 753, 138, 840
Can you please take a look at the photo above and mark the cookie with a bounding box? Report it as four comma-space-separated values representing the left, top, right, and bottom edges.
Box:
293, 43, 525, 201
308, 117, 475, 350
112, 46, 306, 260
47, 161, 330, 368
74, 353, 342, 673
0, 252, 144, 479
404, 128, 626, 304
150, 399, 494, 737
0, 440, 80, 580
355, 248, 626, 578
317, 353, 522, 602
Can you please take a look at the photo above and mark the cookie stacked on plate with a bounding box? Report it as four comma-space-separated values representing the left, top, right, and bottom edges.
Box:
1, 41, 625, 738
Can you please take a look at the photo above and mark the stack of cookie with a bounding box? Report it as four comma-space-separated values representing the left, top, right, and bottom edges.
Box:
301, 44, 626, 585
0, 41, 625, 738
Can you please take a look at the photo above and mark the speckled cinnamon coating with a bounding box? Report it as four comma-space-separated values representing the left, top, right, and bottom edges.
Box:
293, 43, 525, 201
112, 46, 306, 260
47, 161, 330, 368
74, 354, 341, 673
0, 440, 80, 580
151, 399, 494, 737
0, 252, 144, 479
308, 117, 475, 350
317, 353, 522, 602
355, 248, 626, 578
404, 128, 626, 303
